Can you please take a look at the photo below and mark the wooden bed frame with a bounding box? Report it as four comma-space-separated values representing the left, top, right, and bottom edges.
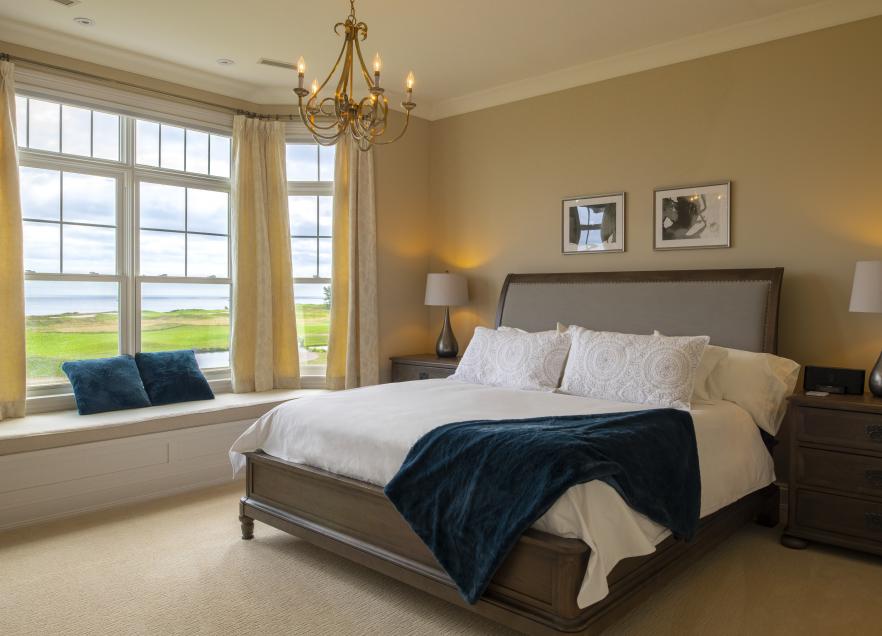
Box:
238, 268, 784, 635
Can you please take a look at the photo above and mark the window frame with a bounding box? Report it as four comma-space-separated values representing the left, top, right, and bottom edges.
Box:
17, 93, 234, 403
287, 139, 334, 378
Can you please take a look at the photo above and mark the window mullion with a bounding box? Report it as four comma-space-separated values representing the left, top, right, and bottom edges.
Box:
59, 171, 64, 274
128, 117, 141, 356
123, 119, 138, 356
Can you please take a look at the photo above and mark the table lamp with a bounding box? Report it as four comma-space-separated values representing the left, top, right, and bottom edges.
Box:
425, 272, 468, 358
849, 260, 882, 397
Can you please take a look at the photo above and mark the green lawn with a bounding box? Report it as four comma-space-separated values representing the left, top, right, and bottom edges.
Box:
27, 304, 330, 383
296, 303, 330, 367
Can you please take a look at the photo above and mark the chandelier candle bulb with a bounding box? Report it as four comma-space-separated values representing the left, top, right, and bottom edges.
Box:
311, 79, 319, 96
373, 52, 382, 87
297, 57, 306, 90
406, 71, 415, 100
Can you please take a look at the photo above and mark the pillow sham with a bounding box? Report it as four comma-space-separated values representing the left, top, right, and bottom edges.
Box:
62, 355, 151, 415
705, 347, 799, 435
559, 327, 709, 409
652, 331, 729, 402
135, 350, 215, 406
451, 326, 571, 391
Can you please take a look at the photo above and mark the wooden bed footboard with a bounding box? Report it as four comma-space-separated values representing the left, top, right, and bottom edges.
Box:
238, 451, 778, 635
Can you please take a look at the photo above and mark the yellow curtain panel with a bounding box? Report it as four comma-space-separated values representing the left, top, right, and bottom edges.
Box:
229, 116, 300, 392
0, 61, 25, 420
326, 135, 379, 390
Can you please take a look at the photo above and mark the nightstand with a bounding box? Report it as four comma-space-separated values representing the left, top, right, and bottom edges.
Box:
782, 392, 882, 556
390, 354, 459, 382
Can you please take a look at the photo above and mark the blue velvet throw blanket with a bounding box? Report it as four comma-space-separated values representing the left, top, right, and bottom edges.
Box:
384, 409, 701, 604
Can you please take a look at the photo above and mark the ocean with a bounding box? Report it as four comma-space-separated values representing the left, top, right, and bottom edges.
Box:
25, 292, 326, 316
25, 295, 228, 316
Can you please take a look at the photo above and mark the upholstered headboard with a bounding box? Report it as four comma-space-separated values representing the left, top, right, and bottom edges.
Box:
495, 268, 783, 353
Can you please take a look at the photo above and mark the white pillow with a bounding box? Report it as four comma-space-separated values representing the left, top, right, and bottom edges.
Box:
451, 326, 571, 391
705, 348, 800, 435
652, 331, 729, 402
559, 327, 708, 409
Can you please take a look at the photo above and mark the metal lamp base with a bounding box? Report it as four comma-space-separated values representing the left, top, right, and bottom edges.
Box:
870, 351, 882, 398
435, 307, 459, 358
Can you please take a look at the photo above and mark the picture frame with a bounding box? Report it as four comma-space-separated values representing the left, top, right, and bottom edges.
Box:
561, 192, 626, 255
653, 182, 730, 250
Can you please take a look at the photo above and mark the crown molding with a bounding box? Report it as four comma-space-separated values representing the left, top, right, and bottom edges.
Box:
0, 18, 258, 102
425, 0, 882, 121
1, 0, 879, 122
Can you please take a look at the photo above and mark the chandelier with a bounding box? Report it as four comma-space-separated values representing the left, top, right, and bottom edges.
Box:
294, 0, 416, 151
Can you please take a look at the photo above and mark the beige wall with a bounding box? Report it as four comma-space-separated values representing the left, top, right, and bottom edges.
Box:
427, 17, 882, 380
374, 112, 432, 379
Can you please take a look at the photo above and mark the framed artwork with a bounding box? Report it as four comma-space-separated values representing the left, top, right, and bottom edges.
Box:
654, 182, 731, 250
561, 192, 625, 254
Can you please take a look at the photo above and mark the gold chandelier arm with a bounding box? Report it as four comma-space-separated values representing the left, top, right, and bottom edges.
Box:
371, 107, 411, 146
298, 100, 346, 142
299, 97, 346, 133
313, 34, 348, 99
309, 97, 347, 129
352, 36, 376, 88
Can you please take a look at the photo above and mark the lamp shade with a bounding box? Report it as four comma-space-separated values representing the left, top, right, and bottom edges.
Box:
425, 273, 468, 307
850, 261, 882, 313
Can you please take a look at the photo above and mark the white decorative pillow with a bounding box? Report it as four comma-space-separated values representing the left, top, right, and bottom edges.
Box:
559, 327, 709, 409
653, 331, 729, 402
705, 347, 800, 435
451, 326, 571, 391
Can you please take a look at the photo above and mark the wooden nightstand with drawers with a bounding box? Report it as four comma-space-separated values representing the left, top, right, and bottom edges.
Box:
782, 392, 882, 555
390, 354, 459, 382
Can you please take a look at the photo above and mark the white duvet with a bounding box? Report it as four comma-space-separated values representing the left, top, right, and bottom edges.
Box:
230, 379, 774, 608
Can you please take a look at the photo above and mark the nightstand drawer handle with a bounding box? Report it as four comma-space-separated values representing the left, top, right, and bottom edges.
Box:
866, 425, 882, 443
418, 371, 429, 380
866, 470, 882, 488
865, 513, 882, 532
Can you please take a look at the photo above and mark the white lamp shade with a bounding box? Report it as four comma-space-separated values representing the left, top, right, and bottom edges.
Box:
850, 261, 882, 313
425, 273, 468, 306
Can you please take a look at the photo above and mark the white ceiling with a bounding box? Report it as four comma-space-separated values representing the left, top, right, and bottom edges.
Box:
0, 0, 879, 120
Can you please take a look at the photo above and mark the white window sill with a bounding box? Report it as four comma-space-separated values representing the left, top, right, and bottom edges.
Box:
1, 388, 328, 456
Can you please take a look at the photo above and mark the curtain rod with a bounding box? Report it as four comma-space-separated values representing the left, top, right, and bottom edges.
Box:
1, 51, 297, 120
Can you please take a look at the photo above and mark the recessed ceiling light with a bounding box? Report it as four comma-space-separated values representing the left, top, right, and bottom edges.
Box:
216, 58, 235, 66
73, 17, 94, 26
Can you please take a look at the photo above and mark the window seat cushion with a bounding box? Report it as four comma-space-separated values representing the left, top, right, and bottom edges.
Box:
62, 355, 152, 415
0, 389, 326, 456
135, 350, 215, 406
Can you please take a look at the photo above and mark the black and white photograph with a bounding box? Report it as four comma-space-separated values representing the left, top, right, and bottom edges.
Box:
654, 182, 730, 250
562, 193, 625, 254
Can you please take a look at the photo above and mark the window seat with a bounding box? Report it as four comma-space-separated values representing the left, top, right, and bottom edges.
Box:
0, 389, 326, 456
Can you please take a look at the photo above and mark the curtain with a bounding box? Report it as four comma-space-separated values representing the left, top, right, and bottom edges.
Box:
326, 136, 379, 390
0, 61, 25, 420
229, 115, 300, 392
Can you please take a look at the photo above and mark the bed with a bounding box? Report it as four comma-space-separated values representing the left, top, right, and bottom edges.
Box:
233, 268, 784, 635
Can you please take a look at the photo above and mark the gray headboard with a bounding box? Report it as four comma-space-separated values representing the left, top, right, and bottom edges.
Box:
495, 268, 783, 353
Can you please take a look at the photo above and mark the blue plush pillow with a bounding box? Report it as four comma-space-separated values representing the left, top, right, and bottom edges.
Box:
135, 350, 215, 406
62, 355, 152, 415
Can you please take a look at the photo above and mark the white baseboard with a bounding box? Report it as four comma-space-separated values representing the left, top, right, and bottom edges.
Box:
0, 419, 252, 531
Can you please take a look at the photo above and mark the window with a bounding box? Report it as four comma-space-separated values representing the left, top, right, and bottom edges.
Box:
16, 94, 231, 390
287, 143, 335, 376
17, 96, 120, 161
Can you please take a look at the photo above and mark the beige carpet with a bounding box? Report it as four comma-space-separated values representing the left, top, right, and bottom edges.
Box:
1, 484, 881, 636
